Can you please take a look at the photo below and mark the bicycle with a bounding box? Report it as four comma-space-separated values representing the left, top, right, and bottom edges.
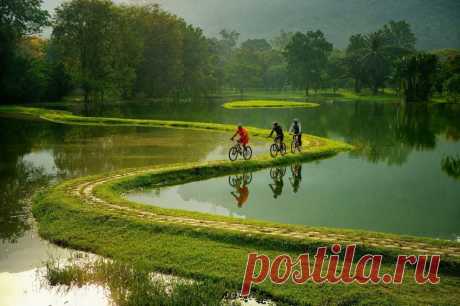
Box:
270, 167, 286, 179
228, 172, 253, 187
290, 133, 302, 153
269, 137, 287, 158
228, 140, 253, 161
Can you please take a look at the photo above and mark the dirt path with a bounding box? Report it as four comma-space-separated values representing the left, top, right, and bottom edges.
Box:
68, 167, 460, 259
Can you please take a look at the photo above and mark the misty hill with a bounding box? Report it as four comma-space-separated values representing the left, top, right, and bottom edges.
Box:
152, 0, 460, 50
40, 0, 459, 50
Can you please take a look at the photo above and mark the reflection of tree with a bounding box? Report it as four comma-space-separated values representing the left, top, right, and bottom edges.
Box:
0, 118, 55, 242
347, 102, 412, 165
395, 103, 436, 150
442, 155, 460, 180
0, 160, 51, 242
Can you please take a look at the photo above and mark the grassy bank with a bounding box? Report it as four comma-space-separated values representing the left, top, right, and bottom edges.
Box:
220, 88, 452, 104
33, 165, 460, 305
222, 100, 319, 109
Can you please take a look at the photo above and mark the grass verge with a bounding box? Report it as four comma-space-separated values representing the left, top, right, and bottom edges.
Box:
222, 100, 320, 109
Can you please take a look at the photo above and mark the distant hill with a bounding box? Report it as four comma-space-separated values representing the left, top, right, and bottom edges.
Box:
42, 0, 460, 50
152, 0, 460, 50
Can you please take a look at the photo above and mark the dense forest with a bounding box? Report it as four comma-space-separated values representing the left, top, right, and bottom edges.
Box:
1, 0, 460, 104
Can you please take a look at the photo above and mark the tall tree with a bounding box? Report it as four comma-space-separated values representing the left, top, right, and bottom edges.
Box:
53, 0, 122, 103
284, 30, 333, 95
396, 53, 438, 102
0, 0, 49, 102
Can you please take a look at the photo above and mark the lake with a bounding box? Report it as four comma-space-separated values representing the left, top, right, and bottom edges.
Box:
1, 99, 459, 304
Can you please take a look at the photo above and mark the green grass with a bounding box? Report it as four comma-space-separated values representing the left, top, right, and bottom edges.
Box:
222, 100, 320, 109
33, 179, 460, 305
219, 88, 456, 104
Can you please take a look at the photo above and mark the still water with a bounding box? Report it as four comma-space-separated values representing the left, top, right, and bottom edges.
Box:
1, 99, 460, 304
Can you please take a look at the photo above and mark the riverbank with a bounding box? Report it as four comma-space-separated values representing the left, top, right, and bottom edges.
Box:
219, 88, 454, 105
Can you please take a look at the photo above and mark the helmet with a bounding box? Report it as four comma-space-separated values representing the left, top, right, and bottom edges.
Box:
272, 121, 278, 126
293, 118, 298, 123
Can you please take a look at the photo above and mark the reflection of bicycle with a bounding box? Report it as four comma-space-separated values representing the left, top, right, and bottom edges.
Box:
269, 137, 287, 157
289, 163, 302, 193
290, 134, 302, 153
270, 167, 286, 179
269, 168, 285, 199
228, 172, 253, 187
229, 141, 253, 161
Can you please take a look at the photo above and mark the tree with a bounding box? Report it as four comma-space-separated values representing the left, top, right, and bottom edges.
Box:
359, 31, 393, 94
445, 74, 460, 102
396, 53, 439, 102
52, 0, 123, 104
0, 0, 49, 103
241, 39, 271, 52
382, 20, 416, 52
271, 30, 294, 51
284, 30, 333, 95
345, 34, 367, 93
345, 21, 416, 94
326, 50, 347, 93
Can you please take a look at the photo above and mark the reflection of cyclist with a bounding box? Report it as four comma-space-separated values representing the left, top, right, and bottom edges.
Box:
231, 124, 249, 148
269, 169, 284, 199
289, 164, 302, 193
289, 119, 302, 146
231, 178, 249, 207
268, 122, 284, 144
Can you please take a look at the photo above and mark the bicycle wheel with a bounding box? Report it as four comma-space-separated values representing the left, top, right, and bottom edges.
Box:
270, 144, 278, 157
280, 167, 287, 177
270, 168, 277, 179
243, 172, 253, 185
228, 176, 237, 187
229, 146, 238, 161
243, 146, 253, 160
291, 141, 296, 153
280, 143, 287, 155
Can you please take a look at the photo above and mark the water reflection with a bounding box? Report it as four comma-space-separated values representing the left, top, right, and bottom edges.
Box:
442, 155, 460, 180
72, 100, 460, 167
228, 172, 252, 207
269, 167, 286, 199
289, 163, 302, 193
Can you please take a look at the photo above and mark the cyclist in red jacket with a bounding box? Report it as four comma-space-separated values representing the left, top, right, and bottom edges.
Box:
231, 124, 250, 148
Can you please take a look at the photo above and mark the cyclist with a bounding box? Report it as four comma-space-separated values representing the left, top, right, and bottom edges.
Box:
289, 119, 302, 146
231, 178, 250, 207
268, 122, 284, 144
269, 168, 284, 199
289, 163, 302, 193
231, 124, 249, 149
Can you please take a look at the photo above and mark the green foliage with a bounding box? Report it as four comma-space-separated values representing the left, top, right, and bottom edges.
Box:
344, 21, 416, 94
0, 0, 50, 103
284, 30, 333, 95
396, 53, 439, 102
222, 100, 319, 109
444, 74, 460, 102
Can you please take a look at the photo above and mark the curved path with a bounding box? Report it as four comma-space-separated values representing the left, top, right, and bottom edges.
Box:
69, 165, 460, 259
2, 105, 460, 260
